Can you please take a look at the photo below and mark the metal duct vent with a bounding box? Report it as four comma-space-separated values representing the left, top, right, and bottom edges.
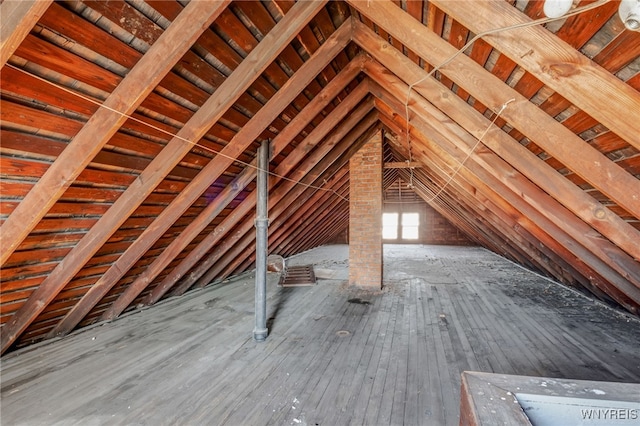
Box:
279, 265, 316, 287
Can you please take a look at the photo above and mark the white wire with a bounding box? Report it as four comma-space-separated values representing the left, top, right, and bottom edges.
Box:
401, 0, 610, 196
6, 63, 349, 202
6, 0, 610, 207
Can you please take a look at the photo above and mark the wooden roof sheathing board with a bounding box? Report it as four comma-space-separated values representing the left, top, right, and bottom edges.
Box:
0, 0, 638, 353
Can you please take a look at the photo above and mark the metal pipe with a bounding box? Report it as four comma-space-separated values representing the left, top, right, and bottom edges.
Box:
253, 140, 270, 342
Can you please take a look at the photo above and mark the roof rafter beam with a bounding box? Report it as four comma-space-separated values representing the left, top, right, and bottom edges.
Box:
0, 0, 327, 354
141, 75, 370, 306
0, 1, 230, 266
210, 119, 381, 284
366, 63, 640, 291
191, 110, 379, 289
399, 143, 612, 300
273, 174, 349, 254
347, 6, 640, 233
350, 17, 640, 262
370, 79, 640, 310
383, 116, 598, 292
0, 0, 52, 67
238, 167, 350, 271
49, 17, 353, 334
431, 0, 640, 152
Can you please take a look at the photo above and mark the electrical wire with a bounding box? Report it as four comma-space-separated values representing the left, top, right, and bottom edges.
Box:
5, 0, 610, 207
5, 63, 349, 202
401, 0, 610, 196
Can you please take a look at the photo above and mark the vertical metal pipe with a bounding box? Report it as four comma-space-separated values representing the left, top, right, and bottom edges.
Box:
253, 140, 269, 342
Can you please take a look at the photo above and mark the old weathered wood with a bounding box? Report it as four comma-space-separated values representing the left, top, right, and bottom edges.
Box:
0, 0, 328, 355
192, 112, 379, 287
0, 1, 231, 267
348, 6, 640, 226
432, 0, 640, 152
273, 174, 349, 253
380, 111, 589, 287
82, 21, 352, 324
0, 0, 52, 67
460, 372, 640, 426
369, 71, 640, 297
153, 83, 371, 301
373, 86, 639, 309
383, 162, 421, 169
352, 19, 640, 262
212, 120, 380, 283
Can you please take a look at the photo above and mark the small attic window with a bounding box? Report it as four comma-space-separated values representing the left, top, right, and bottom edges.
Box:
383, 213, 399, 239
383, 212, 420, 240
401, 213, 419, 240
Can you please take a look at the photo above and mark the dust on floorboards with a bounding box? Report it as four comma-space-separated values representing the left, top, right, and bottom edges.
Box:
1, 245, 639, 425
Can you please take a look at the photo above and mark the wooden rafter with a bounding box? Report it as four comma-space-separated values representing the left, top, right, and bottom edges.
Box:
384, 162, 421, 169
97, 34, 358, 321
347, 4, 640, 224
380, 112, 611, 298
350, 16, 640, 261
0, 1, 231, 266
177, 102, 373, 293
432, 0, 640, 152
384, 128, 573, 283
140, 59, 368, 306
0, 0, 52, 67
0, 0, 328, 354
48, 19, 353, 334
212, 119, 381, 283
366, 62, 640, 290
369, 78, 640, 311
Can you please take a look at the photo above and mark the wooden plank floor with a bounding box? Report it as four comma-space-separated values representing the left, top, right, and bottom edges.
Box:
2, 245, 639, 425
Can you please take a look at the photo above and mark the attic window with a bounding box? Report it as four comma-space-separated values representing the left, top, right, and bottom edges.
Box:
401, 213, 419, 240
383, 212, 420, 241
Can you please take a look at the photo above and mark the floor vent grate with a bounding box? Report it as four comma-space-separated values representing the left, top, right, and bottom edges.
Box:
279, 265, 316, 287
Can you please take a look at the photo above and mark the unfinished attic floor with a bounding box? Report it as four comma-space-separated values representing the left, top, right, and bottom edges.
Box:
2, 245, 639, 426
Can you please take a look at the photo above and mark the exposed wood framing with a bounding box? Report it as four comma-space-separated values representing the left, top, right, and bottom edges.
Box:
368, 77, 640, 310
0, 0, 52, 67
0, 0, 327, 354
1, 0, 638, 353
186, 107, 378, 292
350, 16, 640, 262
384, 162, 421, 169
141, 63, 368, 305
209, 119, 380, 284
49, 19, 353, 333
432, 0, 640, 152
347, 5, 640, 223
0, 1, 230, 265
380, 113, 614, 300
98, 29, 356, 321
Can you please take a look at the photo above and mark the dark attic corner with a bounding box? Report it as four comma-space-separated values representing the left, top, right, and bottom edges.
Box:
1, 0, 639, 424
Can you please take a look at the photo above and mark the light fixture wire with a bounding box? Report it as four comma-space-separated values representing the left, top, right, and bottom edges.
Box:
401, 0, 610, 197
